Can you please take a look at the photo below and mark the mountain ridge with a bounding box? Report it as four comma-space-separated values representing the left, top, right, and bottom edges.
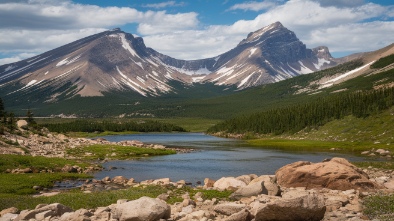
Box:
0, 22, 338, 98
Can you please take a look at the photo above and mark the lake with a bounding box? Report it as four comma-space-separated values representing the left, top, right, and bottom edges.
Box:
94, 132, 366, 184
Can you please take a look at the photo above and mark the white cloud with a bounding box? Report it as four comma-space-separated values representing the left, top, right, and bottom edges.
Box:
144, 0, 394, 59
0, 0, 198, 64
0, 28, 106, 53
142, 1, 185, 9
137, 11, 198, 35
0, 0, 393, 65
228, 1, 279, 11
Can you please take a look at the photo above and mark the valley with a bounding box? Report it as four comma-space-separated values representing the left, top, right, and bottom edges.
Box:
1, 18, 394, 221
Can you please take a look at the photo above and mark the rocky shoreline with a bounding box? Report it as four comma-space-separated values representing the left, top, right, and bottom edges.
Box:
1, 157, 394, 221
0, 128, 194, 160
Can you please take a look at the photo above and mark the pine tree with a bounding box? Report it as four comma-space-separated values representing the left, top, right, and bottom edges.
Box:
8, 112, 16, 131
0, 98, 4, 118
26, 109, 36, 126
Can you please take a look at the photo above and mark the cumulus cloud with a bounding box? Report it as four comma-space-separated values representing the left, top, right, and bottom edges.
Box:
142, 1, 185, 9
0, 0, 198, 64
228, 1, 278, 11
0, 1, 196, 31
145, 0, 394, 59
0, 28, 106, 53
0, 0, 394, 64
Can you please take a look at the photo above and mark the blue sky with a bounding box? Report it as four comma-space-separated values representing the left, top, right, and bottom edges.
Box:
0, 0, 394, 65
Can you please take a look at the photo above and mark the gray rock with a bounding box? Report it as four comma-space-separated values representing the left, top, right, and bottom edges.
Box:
14, 203, 73, 221
0, 213, 18, 221
0, 207, 19, 217
214, 202, 246, 216
223, 209, 251, 221
231, 175, 280, 200
111, 196, 170, 221
253, 194, 326, 221
59, 208, 92, 221
213, 177, 246, 191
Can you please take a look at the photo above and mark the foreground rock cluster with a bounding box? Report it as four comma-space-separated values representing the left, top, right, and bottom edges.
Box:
2, 158, 394, 221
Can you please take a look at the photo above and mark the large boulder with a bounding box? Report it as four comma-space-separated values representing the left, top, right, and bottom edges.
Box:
252, 194, 326, 221
275, 158, 381, 191
214, 202, 246, 216
14, 203, 73, 221
213, 177, 247, 191
111, 196, 170, 221
231, 175, 280, 200
112, 176, 129, 185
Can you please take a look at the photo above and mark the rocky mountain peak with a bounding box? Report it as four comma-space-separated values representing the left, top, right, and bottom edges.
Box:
0, 21, 341, 104
313, 46, 333, 60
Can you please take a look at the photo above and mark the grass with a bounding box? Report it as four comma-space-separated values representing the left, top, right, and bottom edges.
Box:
66, 131, 139, 138
0, 155, 90, 173
0, 185, 166, 211
66, 144, 176, 160
0, 184, 233, 211
36, 117, 221, 133
363, 193, 394, 220
247, 138, 384, 153
354, 161, 394, 170
0, 173, 90, 195
246, 109, 394, 153
154, 118, 222, 132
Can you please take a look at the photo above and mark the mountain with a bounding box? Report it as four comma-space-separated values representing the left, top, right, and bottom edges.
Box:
0, 22, 337, 98
1, 22, 392, 117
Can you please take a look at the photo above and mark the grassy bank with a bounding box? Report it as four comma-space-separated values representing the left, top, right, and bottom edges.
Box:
66, 144, 176, 160
36, 117, 221, 133
66, 131, 139, 138
0, 184, 233, 211
247, 139, 390, 153
0, 155, 92, 196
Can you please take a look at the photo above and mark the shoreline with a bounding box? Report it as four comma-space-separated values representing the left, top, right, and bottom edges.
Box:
2, 157, 394, 221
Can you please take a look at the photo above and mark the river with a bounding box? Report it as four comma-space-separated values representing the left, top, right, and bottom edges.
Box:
94, 132, 366, 185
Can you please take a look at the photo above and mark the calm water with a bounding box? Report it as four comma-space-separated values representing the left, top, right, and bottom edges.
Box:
94, 133, 366, 184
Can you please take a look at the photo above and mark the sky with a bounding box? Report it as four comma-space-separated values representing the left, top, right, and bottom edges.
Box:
0, 0, 394, 65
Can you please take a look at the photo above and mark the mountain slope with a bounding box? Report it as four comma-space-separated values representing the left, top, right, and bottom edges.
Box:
0, 22, 338, 99
0, 22, 392, 117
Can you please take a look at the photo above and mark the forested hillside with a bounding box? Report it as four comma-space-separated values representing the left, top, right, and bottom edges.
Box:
207, 86, 394, 135
42, 120, 186, 133
207, 51, 394, 136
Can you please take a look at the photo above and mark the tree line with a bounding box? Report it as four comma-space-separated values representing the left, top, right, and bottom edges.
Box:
0, 98, 17, 133
207, 87, 394, 135
41, 119, 187, 133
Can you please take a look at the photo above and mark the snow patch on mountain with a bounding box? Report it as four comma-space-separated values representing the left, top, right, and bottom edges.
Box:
119, 33, 142, 60
8, 79, 44, 95
238, 73, 254, 88
249, 48, 258, 58
313, 58, 331, 69
291, 61, 313, 74
55, 65, 83, 80
321, 61, 375, 88
175, 67, 211, 76
4, 65, 16, 72
192, 76, 205, 82
56, 55, 81, 67
116, 66, 147, 96
0, 56, 49, 81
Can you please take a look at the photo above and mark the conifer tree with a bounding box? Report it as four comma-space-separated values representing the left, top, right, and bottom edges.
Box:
26, 109, 36, 126
0, 98, 4, 118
